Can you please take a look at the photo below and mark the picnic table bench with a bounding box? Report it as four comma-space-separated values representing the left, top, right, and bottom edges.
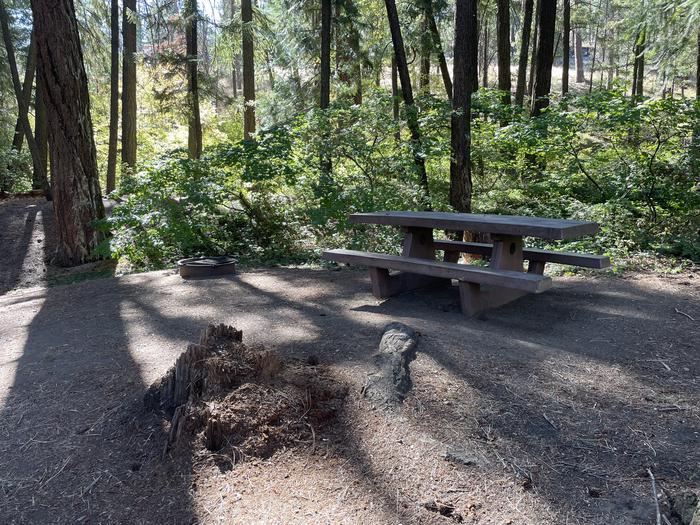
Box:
323, 211, 610, 317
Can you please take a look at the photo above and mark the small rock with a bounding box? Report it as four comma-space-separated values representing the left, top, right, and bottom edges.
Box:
444, 448, 480, 467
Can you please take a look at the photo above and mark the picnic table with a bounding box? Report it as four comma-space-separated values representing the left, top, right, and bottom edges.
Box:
323, 211, 610, 317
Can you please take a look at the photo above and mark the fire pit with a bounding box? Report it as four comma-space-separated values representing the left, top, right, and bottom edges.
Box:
177, 256, 237, 279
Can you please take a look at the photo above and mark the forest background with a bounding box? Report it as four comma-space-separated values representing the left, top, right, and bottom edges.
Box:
0, 0, 698, 272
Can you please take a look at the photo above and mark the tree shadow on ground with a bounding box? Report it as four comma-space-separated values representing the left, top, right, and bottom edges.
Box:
1, 265, 697, 523
0, 199, 42, 294
227, 269, 699, 523
0, 225, 197, 523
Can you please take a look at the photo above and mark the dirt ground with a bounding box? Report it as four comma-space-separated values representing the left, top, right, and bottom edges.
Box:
0, 197, 699, 524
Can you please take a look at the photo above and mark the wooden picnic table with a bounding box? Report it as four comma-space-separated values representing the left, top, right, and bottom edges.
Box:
324, 211, 610, 317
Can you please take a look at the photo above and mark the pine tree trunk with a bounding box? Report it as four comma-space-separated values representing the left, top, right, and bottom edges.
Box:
450, 0, 478, 213
384, 0, 430, 201
122, 0, 137, 168
34, 72, 48, 194
31, 0, 105, 266
482, 18, 489, 87
11, 29, 36, 152
632, 26, 645, 98
0, 0, 43, 191
561, 0, 570, 94
185, 0, 202, 159
320, 0, 332, 176
692, 28, 699, 177
106, 0, 119, 193
419, 13, 431, 93
530, 0, 556, 116
242, 0, 256, 139
527, 0, 540, 97
425, 0, 452, 99
391, 55, 400, 142
514, 0, 533, 106
574, 29, 584, 82
496, 0, 511, 105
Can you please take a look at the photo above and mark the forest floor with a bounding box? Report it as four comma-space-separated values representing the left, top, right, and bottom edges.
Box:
0, 197, 699, 524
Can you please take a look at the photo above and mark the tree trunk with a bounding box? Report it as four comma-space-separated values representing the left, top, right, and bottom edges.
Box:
450, 0, 478, 213
106, 0, 119, 193
481, 17, 488, 87
320, 0, 331, 108
692, 28, 699, 177
391, 55, 400, 143
319, 0, 332, 176
530, 0, 556, 116
424, 0, 451, 99
496, 0, 511, 104
185, 0, 202, 159
527, 0, 540, 97
588, 14, 600, 94
561, 0, 570, 94
574, 29, 584, 82
384, 0, 430, 201
31, 0, 105, 266
514, 0, 533, 106
0, 0, 44, 191
242, 0, 256, 139
122, 0, 137, 168
419, 13, 431, 93
11, 29, 36, 152
34, 71, 48, 193
632, 26, 645, 98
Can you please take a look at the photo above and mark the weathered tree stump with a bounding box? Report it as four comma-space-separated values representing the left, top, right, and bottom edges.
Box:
146, 323, 346, 460
362, 322, 419, 408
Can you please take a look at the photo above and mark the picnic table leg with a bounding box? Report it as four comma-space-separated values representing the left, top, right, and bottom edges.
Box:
367, 226, 446, 298
527, 260, 546, 275
458, 234, 527, 317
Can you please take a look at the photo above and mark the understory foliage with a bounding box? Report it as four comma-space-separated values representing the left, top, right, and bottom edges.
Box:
103, 89, 700, 269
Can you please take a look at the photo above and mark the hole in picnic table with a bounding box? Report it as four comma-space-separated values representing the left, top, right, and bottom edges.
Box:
509, 242, 516, 255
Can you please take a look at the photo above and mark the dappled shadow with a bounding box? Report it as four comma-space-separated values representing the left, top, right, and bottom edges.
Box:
0, 198, 45, 294
0, 231, 197, 522
1, 264, 697, 523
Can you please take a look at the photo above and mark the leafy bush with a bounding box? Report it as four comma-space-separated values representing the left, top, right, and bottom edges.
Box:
0, 148, 32, 193
105, 89, 700, 269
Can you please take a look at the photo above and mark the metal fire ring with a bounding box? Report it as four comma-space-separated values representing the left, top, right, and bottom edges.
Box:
177, 255, 237, 279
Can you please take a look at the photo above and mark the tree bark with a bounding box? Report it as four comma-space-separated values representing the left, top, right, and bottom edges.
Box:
391, 55, 400, 142
632, 26, 645, 98
514, 0, 533, 106
320, 0, 332, 177
561, 0, 570, 94
106, 0, 119, 193
692, 28, 699, 177
530, 0, 556, 116
574, 29, 584, 82
384, 0, 430, 201
419, 13, 431, 93
242, 0, 255, 139
11, 29, 36, 152
320, 0, 331, 110
450, 0, 478, 213
31, 0, 105, 266
481, 17, 488, 87
185, 0, 202, 159
496, 0, 511, 104
34, 70, 48, 193
425, 0, 451, 99
122, 0, 137, 168
527, 0, 540, 97
0, 0, 44, 191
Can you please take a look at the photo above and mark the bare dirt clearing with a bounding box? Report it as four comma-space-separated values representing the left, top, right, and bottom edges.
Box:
0, 237, 698, 523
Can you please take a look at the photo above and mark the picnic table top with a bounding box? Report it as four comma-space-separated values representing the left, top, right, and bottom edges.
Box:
349, 211, 599, 240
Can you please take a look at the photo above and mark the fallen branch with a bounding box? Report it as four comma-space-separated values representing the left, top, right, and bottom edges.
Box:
674, 308, 695, 321
647, 468, 661, 525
